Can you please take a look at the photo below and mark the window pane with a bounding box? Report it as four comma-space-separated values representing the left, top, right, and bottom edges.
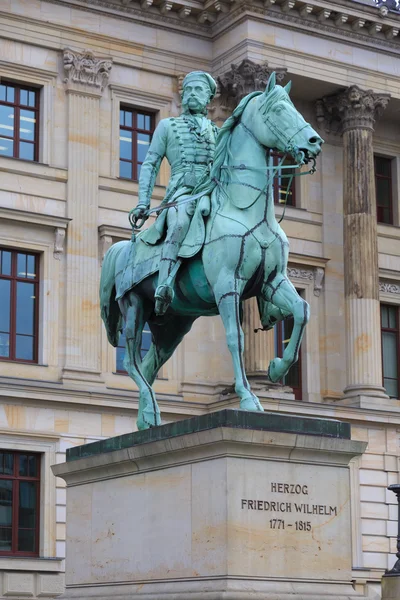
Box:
376, 157, 391, 177
28, 455, 38, 478
376, 178, 391, 208
0, 280, 10, 333
116, 347, 125, 372
119, 160, 132, 179
16, 335, 34, 361
28, 91, 36, 108
0, 137, 13, 157
19, 142, 34, 161
17, 253, 27, 277
0, 480, 13, 528
137, 113, 145, 129
119, 110, 124, 126
0, 452, 13, 475
19, 110, 36, 141
382, 331, 398, 380
137, 133, 150, 163
19, 481, 37, 529
26, 255, 36, 279
124, 111, 132, 128
19, 455, 28, 476
144, 115, 151, 130
6, 87, 14, 103
141, 327, 151, 359
120, 130, 132, 160
381, 305, 389, 329
0, 105, 14, 136
1, 250, 11, 275
16, 282, 35, 335
20, 89, 28, 106
18, 528, 35, 553
0, 85, 5, 102
0, 333, 10, 358
0, 527, 12, 551
384, 377, 398, 399
388, 306, 397, 330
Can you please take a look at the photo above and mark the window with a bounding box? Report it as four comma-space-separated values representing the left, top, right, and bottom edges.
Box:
274, 315, 302, 400
0, 248, 39, 363
375, 156, 393, 225
0, 451, 40, 556
0, 82, 39, 162
381, 304, 399, 398
271, 151, 296, 207
119, 108, 154, 181
116, 323, 152, 373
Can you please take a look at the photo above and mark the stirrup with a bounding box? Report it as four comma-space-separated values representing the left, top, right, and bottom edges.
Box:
154, 285, 174, 316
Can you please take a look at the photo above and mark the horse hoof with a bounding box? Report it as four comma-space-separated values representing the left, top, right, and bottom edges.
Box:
268, 358, 286, 383
240, 395, 264, 412
137, 409, 162, 431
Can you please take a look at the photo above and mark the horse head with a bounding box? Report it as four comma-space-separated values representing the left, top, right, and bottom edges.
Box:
249, 72, 324, 164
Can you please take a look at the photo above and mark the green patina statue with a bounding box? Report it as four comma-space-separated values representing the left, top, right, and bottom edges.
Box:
100, 72, 323, 431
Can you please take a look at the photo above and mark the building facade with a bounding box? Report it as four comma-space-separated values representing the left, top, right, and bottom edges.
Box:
0, 0, 400, 597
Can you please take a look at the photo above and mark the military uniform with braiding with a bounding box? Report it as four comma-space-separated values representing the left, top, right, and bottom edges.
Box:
131, 71, 218, 315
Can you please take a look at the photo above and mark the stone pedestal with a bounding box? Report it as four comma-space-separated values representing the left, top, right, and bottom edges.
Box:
381, 576, 400, 600
53, 410, 367, 600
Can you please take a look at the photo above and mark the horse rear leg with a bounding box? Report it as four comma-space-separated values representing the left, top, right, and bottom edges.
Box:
262, 275, 309, 383
119, 291, 161, 431
141, 316, 196, 385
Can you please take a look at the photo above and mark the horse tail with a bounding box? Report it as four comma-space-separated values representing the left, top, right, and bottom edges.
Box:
99, 242, 125, 347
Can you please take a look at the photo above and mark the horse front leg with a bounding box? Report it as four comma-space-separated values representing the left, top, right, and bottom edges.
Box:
262, 275, 310, 383
216, 284, 264, 412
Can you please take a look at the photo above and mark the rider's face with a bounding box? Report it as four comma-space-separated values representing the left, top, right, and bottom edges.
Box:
182, 81, 210, 113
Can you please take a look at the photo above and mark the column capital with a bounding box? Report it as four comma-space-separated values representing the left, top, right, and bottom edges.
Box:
316, 86, 390, 134
63, 48, 113, 96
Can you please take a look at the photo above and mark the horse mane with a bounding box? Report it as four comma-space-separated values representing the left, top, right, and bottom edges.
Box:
194, 90, 263, 196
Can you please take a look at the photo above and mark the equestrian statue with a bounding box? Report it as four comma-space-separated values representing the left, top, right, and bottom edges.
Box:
100, 71, 323, 430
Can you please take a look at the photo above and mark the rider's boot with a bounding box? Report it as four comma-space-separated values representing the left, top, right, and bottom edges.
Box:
155, 250, 178, 316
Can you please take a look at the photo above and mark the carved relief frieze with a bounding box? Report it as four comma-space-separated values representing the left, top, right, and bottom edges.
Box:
63, 49, 113, 92
287, 266, 325, 297
380, 280, 400, 294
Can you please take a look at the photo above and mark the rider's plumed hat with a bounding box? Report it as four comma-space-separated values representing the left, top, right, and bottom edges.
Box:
182, 71, 217, 100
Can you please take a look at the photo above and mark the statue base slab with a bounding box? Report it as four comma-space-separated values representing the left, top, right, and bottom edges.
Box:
381, 574, 400, 600
53, 410, 368, 600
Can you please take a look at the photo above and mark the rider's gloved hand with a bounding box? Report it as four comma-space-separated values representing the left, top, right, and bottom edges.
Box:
130, 205, 148, 219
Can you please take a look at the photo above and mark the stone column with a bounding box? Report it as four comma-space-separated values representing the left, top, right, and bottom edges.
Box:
318, 87, 390, 402
62, 49, 112, 384
243, 298, 275, 379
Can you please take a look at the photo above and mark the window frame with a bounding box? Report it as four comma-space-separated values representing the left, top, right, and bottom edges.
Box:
0, 248, 40, 364
0, 450, 41, 557
0, 81, 40, 163
374, 155, 393, 225
271, 151, 296, 207
119, 107, 155, 182
380, 303, 400, 398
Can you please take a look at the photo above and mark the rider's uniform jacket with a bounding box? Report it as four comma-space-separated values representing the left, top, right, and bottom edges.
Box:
138, 113, 218, 210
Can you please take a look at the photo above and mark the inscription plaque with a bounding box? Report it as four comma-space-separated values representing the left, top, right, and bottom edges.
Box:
228, 459, 351, 580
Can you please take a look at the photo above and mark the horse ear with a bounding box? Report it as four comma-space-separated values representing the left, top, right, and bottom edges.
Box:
265, 72, 276, 95
284, 81, 292, 94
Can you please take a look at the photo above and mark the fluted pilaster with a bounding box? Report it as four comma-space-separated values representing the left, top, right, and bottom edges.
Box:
62, 49, 112, 383
243, 298, 274, 377
318, 86, 390, 400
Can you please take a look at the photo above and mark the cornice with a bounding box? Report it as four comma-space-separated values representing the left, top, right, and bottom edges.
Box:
0, 207, 71, 230
19, 0, 400, 51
